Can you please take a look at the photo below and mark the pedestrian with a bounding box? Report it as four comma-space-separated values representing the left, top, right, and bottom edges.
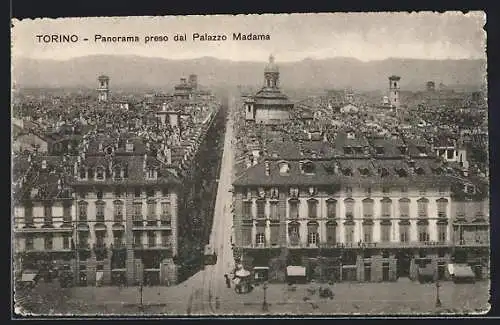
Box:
224, 274, 231, 288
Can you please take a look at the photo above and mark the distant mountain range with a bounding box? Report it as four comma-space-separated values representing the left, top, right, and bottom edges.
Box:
12, 55, 486, 92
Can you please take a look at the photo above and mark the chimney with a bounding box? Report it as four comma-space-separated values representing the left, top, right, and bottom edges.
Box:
41, 160, 47, 170
299, 161, 304, 173
265, 161, 270, 176
334, 162, 339, 175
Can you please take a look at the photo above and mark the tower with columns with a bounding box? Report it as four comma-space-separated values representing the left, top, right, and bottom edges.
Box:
97, 75, 110, 103
388, 75, 401, 110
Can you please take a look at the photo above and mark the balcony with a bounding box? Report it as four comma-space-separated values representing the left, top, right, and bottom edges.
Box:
133, 242, 172, 250
111, 241, 126, 250
240, 243, 281, 249
77, 242, 91, 250
93, 242, 107, 251
132, 219, 172, 230
453, 239, 489, 247
319, 241, 455, 249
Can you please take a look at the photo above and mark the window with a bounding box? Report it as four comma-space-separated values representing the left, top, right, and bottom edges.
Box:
399, 198, 410, 218
381, 198, 391, 217
159, 231, 169, 246
114, 201, 123, 221
63, 203, 71, 223
242, 226, 252, 246
397, 168, 408, 177
418, 225, 430, 242
270, 224, 279, 246
363, 225, 373, 242
133, 203, 142, 225
24, 204, 34, 226
78, 201, 88, 221
43, 204, 53, 225
97, 191, 103, 200
327, 200, 337, 218
289, 201, 299, 219
256, 232, 266, 246
133, 233, 142, 247
399, 225, 409, 243
382, 186, 390, 194
88, 168, 94, 179
162, 188, 169, 197
270, 202, 278, 220
114, 166, 122, 180
63, 235, 70, 249
44, 235, 53, 250
327, 224, 337, 244
256, 200, 265, 219
302, 161, 316, 174
243, 201, 252, 219
134, 188, 141, 198
308, 232, 319, 246
96, 167, 105, 180
147, 169, 156, 179
417, 198, 428, 218
79, 168, 86, 179
96, 201, 105, 222
289, 187, 299, 198
308, 200, 318, 218
147, 201, 157, 225
437, 198, 448, 218
25, 235, 34, 250
381, 224, 391, 242
438, 225, 447, 242
345, 225, 354, 243
270, 187, 279, 199
288, 224, 300, 245
401, 186, 408, 193
279, 162, 290, 175
345, 187, 352, 196
146, 189, 155, 198
362, 199, 374, 218
148, 231, 156, 247
345, 198, 354, 219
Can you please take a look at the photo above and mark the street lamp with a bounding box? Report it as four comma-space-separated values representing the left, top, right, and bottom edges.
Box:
139, 280, 144, 311
262, 281, 269, 312
435, 279, 442, 308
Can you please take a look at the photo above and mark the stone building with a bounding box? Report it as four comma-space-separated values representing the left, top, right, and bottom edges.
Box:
231, 132, 489, 283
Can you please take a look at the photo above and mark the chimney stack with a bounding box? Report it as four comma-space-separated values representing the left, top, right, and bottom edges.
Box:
265, 161, 270, 176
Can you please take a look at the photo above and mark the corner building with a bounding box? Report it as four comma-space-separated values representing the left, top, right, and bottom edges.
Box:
232, 133, 489, 283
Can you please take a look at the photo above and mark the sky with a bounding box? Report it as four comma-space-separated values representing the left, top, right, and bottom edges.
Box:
12, 12, 486, 62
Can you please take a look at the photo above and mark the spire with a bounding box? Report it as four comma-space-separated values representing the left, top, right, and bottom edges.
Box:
269, 54, 275, 64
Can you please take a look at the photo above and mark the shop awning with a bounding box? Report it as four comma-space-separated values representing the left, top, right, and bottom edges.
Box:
96, 271, 104, 283
418, 265, 435, 277
254, 266, 270, 270
21, 272, 37, 282
453, 264, 475, 278
235, 269, 251, 277
342, 265, 357, 269
286, 265, 306, 277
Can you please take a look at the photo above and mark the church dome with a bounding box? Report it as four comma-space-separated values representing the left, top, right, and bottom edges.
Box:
264, 54, 279, 73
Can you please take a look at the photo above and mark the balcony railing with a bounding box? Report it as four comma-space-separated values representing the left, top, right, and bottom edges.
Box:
111, 242, 126, 249
133, 242, 172, 250
454, 239, 489, 247
93, 242, 107, 251
77, 242, 91, 250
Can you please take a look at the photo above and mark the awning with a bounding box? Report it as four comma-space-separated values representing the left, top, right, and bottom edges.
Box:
94, 223, 107, 231
112, 224, 125, 231
254, 266, 270, 270
286, 265, 306, 277
342, 265, 357, 269
235, 269, 251, 277
418, 266, 435, 277
21, 272, 37, 282
453, 264, 475, 278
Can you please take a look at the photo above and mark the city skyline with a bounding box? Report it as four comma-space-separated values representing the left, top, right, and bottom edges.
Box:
12, 12, 486, 62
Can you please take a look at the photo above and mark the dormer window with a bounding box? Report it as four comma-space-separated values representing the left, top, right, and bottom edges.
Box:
344, 147, 353, 155
396, 168, 408, 177
96, 167, 105, 180
416, 146, 428, 156
147, 168, 157, 180
271, 152, 278, 158
88, 168, 94, 179
290, 187, 299, 198
302, 161, 315, 174
359, 167, 371, 177
279, 161, 290, 175
105, 146, 114, 155
79, 167, 87, 179
415, 167, 425, 175
380, 168, 389, 177
398, 146, 407, 155
343, 168, 353, 176
354, 147, 363, 154
375, 146, 384, 155
347, 132, 355, 139
271, 187, 279, 199
114, 166, 123, 180
258, 187, 266, 198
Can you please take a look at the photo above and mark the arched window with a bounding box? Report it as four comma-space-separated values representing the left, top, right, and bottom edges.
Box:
96, 166, 105, 180
396, 168, 408, 177
79, 167, 86, 179
278, 161, 290, 175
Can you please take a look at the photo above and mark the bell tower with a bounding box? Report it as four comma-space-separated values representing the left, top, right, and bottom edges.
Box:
97, 75, 110, 102
388, 75, 401, 110
264, 54, 280, 89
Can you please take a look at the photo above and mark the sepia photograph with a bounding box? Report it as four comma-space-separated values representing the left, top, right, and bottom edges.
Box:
11, 12, 489, 316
